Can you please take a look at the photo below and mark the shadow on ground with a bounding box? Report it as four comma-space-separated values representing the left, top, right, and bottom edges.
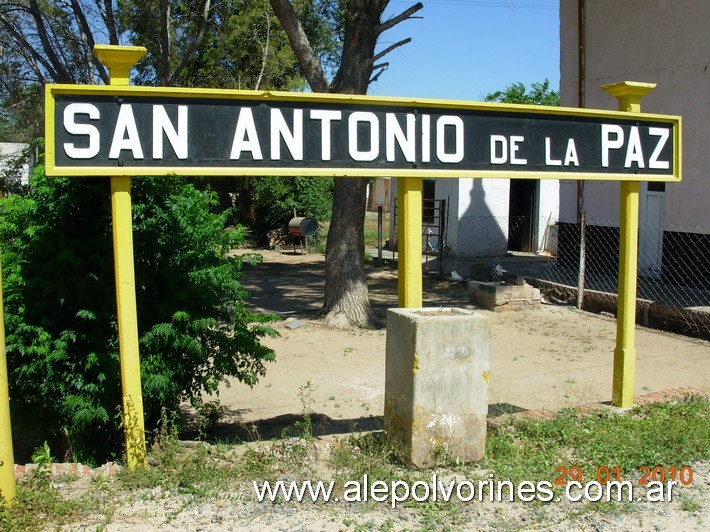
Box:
180, 403, 533, 445
181, 411, 383, 443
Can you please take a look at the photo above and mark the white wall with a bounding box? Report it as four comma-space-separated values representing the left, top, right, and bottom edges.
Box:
390, 175, 559, 256
0, 143, 30, 185
537, 179, 560, 252
454, 178, 509, 256
560, 0, 710, 231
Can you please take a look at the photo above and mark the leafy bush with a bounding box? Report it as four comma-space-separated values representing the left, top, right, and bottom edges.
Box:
250, 175, 333, 231
0, 165, 276, 463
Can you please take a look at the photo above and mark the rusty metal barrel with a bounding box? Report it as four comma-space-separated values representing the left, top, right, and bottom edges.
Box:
288, 217, 317, 237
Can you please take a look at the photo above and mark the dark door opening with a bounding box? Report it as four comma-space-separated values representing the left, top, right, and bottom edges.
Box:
508, 179, 537, 252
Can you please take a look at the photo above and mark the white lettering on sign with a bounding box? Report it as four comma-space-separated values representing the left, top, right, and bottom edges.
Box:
545, 137, 562, 166
436, 116, 464, 163
230, 108, 263, 160
109, 104, 143, 159
601, 124, 670, 169
490, 135, 507, 164
545, 137, 580, 167
601, 124, 624, 167
153, 105, 188, 159
349, 111, 379, 162
63, 103, 100, 159
421, 115, 431, 163
564, 139, 579, 166
271, 108, 303, 160
310, 109, 341, 161
55, 96, 674, 176
624, 126, 645, 168
386, 113, 416, 163
648, 127, 670, 169
490, 135, 526, 165
510, 135, 527, 165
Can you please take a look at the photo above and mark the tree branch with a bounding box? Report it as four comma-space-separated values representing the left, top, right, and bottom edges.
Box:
94, 0, 119, 45
159, 0, 171, 85
369, 63, 389, 84
70, 0, 108, 84
372, 37, 411, 64
378, 2, 423, 35
268, 0, 329, 93
254, 10, 270, 91
169, 0, 212, 86
28, 0, 72, 82
0, 13, 61, 81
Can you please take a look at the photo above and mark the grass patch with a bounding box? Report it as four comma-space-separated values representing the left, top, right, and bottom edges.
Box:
2, 395, 707, 529
482, 394, 709, 483
1, 474, 87, 530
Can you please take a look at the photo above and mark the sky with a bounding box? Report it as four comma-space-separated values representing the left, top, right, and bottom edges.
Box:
370, 0, 560, 102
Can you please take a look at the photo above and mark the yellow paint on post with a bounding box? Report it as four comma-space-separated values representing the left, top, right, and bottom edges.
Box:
0, 254, 17, 505
602, 81, 656, 408
93, 45, 147, 87
95, 45, 148, 468
397, 176, 423, 308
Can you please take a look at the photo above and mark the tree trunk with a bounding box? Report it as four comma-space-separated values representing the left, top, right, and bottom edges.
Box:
321, 178, 377, 328
318, 2, 385, 328
270, 0, 422, 329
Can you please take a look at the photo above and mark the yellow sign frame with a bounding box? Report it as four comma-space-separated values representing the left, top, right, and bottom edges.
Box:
45, 84, 681, 182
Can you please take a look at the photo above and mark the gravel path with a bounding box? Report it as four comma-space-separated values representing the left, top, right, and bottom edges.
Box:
24, 452, 708, 531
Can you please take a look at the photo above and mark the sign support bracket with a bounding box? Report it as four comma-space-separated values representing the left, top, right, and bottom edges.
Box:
94, 45, 148, 469
603, 81, 656, 408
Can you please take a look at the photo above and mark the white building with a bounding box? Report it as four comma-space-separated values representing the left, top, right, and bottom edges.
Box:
389, 177, 559, 268
0, 142, 32, 191
558, 0, 710, 288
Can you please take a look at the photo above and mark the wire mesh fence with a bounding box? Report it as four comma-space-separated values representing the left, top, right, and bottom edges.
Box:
442, 214, 710, 340
364, 201, 447, 273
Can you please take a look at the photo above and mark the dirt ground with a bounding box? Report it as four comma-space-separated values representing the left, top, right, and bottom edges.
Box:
209, 248, 709, 438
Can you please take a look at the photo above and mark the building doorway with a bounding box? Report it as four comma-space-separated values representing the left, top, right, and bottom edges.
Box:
508, 179, 537, 252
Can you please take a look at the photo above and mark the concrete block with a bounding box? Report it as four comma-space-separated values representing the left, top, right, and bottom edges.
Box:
384, 308, 490, 467
468, 280, 541, 311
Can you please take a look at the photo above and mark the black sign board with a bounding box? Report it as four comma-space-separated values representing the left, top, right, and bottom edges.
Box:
46, 85, 681, 181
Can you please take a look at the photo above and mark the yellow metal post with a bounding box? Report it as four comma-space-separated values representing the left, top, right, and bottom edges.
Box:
0, 254, 17, 505
94, 45, 148, 468
397, 176, 423, 308
602, 81, 656, 408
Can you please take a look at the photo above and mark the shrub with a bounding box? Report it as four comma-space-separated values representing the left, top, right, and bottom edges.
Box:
250, 175, 333, 231
0, 165, 276, 463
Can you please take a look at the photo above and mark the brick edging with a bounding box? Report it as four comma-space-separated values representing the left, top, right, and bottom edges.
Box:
14, 461, 121, 480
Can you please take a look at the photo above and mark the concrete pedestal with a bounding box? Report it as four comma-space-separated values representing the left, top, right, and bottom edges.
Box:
468, 280, 541, 311
384, 308, 490, 467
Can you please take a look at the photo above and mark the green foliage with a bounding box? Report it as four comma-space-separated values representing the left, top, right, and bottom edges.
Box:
250, 175, 333, 230
120, 0, 301, 90
483, 394, 709, 483
485, 79, 560, 106
0, 164, 276, 462
294, 0, 344, 77
119, 0, 342, 91
2, 473, 88, 531
31, 441, 55, 468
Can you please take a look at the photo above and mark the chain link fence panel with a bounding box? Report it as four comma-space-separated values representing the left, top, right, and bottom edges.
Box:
441, 215, 709, 339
